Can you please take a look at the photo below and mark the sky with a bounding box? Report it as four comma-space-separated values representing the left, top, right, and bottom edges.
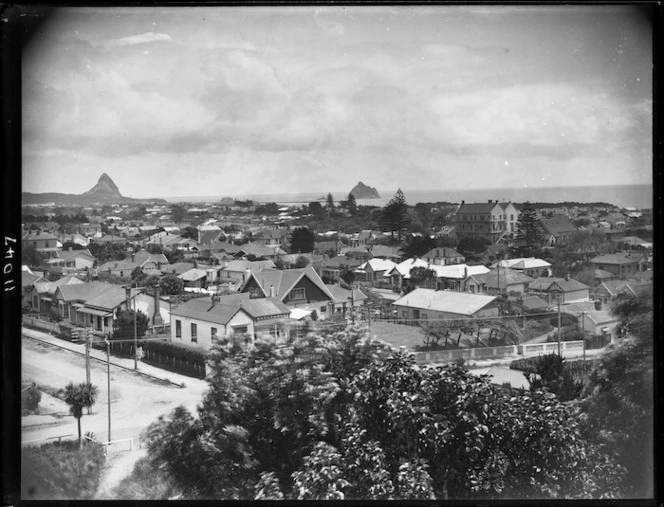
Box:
22, 5, 652, 199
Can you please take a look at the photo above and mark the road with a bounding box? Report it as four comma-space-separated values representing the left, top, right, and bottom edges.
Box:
21, 332, 210, 498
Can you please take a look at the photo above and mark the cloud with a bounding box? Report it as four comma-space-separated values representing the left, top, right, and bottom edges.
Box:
104, 31, 173, 47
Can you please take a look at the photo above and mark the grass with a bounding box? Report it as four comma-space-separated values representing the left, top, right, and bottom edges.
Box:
369, 321, 427, 352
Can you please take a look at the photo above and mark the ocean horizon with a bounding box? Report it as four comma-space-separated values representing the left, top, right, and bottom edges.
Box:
158, 184, 652, 210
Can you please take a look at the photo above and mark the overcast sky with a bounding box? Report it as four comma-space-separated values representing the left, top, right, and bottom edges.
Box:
22, 5, 652, 198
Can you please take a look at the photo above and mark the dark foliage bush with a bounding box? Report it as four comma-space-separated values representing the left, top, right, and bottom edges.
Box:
22, 385, 42, 413
21, 440, 106, 500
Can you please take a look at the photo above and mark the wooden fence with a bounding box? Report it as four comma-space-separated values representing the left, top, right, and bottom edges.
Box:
415, 340, 586, 365
22, 316, 61, 334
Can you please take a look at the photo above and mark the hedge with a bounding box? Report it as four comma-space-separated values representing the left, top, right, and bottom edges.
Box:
22, 440, 106, 500
138, 338, 209, 379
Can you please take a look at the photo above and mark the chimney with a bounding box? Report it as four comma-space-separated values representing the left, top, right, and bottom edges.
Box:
594, 300, 602, 311
131, 253, 135, 262
461, 200, 465, 205
464, 266, 468, 279
565, 273, 570, 281
151, 285, 163, 325
488, 199, 492, 203
125, 286, 132, 308
209, 293, 220, 310
194, 259, 198, 268
270, 285, 275, 298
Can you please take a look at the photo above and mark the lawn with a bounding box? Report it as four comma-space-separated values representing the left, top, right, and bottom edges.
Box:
368, 321, 428, 352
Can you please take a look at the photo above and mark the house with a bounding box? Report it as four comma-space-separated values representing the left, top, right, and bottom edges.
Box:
46, 248, 95, 272
146, 233, 199, 252
422, 247, 465, 266
591, 280, 648, 305
434, 226, 456, 240
98, 249, 169, 278
52, 281, 139, 333
384, 258, 431, 288
481, 243, 510, 264
345, 246, 373, 261
236, 242, 287, 260
162, 261, 197, 276
349, 230, 377, 248
528, 276, 590, 304
21, 270, 45, 308
538, 215, 578, 246
253, 228, 290, 248
314, 240, 341, 255
393, 288, 499, 322
325, 284, 368, 317
370, 245, 403, 262
218, 259, 276, 285
589, 252, 648, 277
605, 212, 627, 229
170, 293, 292, 349
483, 267, 534, 295
492, 258, 551, 278
312, 257, 363, 284
431, 264, 491, 292
61, 233, 90, 247
511, 295, 552, 314
25, 275, 85, 315
455, 200, 519, 244
22, 232, 61, 258
354, 258, 398, 285
78, 223, 103, 238
240, 265, 335, 319
179, 268, 213, 289
618, 236, 652, 250
197, 226, 224, 246
94, 234, 127, 244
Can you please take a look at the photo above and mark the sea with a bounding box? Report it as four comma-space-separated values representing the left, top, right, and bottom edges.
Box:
161, 184, 652, 210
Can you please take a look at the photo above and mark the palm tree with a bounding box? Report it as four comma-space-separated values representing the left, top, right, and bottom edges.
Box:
64, 382, 98, 449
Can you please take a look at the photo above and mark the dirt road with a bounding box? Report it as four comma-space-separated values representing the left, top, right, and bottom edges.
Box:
22, 334, 210, 498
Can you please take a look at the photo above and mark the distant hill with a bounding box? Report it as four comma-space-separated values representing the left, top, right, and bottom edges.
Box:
350, 181, 380, 199
22, 173, 167, 205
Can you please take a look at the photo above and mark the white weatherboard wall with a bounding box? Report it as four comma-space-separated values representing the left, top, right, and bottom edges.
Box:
171, 310, 255, 350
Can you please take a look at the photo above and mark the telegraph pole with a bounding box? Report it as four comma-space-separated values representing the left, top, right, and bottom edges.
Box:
85, 328, 91, 414
133, 293, 138, 370
105, 336, 111, 443
557, 301, 562, 357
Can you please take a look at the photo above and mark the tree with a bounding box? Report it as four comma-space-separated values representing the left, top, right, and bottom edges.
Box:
326, 193, 335, 212
289, 227, 315, 254
181, 226, 198, 241
340, 268, 356, 286
408, 266, 437, 289
134, 326, 621, 500
61, 241, 85, 251
22, 244, 45, 268
64, 382, 98, 449
131, 266, 147, 286
165, 249, 185, 264
170, 204, 187, 224
578, 287, 653, 498
159, 274, 184, 296
147, 244, 164, 255
308, 201, 325, 219
401, 235, 437, 259
380, 189, 411, 242
514, 203, 542, 252
113, 309, 149, 342
457, 236, 491, 262
293, 255, 310, 268
346, 193, 357, 216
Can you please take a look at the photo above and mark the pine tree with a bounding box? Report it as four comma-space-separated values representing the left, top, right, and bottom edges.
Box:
515, 203, 542, 250
380, 189, 411, 242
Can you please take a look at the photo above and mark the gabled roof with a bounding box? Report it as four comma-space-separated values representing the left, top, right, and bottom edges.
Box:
22, 272, 44, 287
33, 275, 84, 294
208, 241, 244, 254
312, 257, 364, 270
539, 215, 578, 236
370, 245, 403, 258
394, 288, 498, 316
357, 258, 398, 273
457, 202, 502, 215
593, 269, 615, 280
430, 264, 490, 279
133, 249, 169, 265
530, 277, 589, 292
386, 258, 430, 277
325, 284, 368, 304
171, 294, 290, 325
422, 247, 464, 260
56, 281, 122, 303
179, 268, 209, 282
484, 268, 534, 289
239, 243, 287, 257
23, 232, 59, 241
243, 265, 334, 301
254, 228, 290, 240
198, 229, 224, 245
54, 248, 94, 261
590, 252, 647, 265
518, 295, 551, 311
221, 259, 276, 273
493, 257, 551, 270
593, 280, 637, 297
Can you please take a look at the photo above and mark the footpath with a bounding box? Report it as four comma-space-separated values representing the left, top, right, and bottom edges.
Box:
22, 326, 195, 387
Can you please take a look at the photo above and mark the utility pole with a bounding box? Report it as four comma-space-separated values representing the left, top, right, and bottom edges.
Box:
133, 292, 138, 370
85, 328, 91, 414
581, 311, 586, 373
557, 301, 562, 357
105, 336, 111, 443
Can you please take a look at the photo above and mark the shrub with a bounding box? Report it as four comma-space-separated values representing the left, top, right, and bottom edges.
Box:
21, 440, 106, 500
22, 385, 42, 413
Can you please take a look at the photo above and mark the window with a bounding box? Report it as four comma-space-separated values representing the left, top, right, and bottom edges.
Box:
175, 319, 182, 338
211, 327, 218, 341
510, 214, 514, 221
289, 287, 306, 301
421, 313, 428, 321
320, 305, 326, 313
191, 323, 197, 343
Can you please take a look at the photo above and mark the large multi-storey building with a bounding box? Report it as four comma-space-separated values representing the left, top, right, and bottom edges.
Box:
455, 200, 519, 244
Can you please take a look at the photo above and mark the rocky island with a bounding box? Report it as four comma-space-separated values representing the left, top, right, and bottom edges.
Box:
349, 181, 380, 199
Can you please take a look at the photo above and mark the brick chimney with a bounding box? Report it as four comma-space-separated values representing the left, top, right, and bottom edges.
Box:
565, 273, 570, 281
594, 300, 602, 311
270, 285, 275, 298
153, 285, 163, 326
